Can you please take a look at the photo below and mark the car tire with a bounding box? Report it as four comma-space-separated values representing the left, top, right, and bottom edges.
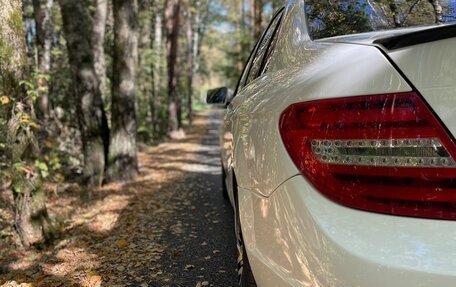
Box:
237, 239, 257, 287
221, 165, 229, 200
234, 177, 257, 287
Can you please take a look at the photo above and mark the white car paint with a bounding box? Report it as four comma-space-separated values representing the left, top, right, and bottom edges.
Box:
387, 38, 456, 139
220, 0, 456, 286
239, 177, 456, 287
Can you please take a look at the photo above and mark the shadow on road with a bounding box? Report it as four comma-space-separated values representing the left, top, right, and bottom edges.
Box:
0, 110, 237, 287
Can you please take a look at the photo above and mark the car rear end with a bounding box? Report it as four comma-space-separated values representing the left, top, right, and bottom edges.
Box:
239, 1, 456, 286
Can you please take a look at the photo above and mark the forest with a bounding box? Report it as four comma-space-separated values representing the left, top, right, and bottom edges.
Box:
0, 0, 453, 286
0, 0, 283, 248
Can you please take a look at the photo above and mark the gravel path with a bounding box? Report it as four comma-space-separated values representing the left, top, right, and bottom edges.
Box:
0, 110, 237, 287
144, 110, 238, 286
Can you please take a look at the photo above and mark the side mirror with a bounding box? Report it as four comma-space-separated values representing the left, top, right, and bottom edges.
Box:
206, 87, 233, 105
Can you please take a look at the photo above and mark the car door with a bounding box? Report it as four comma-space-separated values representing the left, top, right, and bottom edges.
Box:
222, 8, 284, 206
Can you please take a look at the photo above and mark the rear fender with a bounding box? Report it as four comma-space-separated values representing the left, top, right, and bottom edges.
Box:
231, 42, 412, 197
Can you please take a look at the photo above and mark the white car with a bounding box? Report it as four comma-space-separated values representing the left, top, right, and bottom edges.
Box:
207, 0, 456, 286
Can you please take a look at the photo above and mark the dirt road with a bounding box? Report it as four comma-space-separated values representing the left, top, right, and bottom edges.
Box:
0, 110, 238, 287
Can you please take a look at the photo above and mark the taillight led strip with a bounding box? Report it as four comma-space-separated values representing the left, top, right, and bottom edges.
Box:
312, 138, 456, 168
280, 92, 456, 219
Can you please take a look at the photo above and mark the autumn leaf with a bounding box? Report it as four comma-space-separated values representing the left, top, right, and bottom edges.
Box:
0, 96, 10, 105
184, 264, 195, 270
55, 173, 65, 182
117, 239, 128, 248
19, 114, 31, 124
29, 121, 40, 129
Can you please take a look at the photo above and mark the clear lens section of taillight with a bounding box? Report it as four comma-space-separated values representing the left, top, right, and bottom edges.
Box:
312, 138, 456, 168
279, 92, 456, 220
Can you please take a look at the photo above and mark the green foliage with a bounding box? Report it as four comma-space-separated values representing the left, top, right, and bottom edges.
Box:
0, 36, 14, 65
222, 30, 252, 86
1, 0, 302, 190
0, 68, 67, 194
35, 160, 49, 178
18, 70, 51, 103
306, 0, 371, 39
374, 0, 441, 27
49, 47, 74, 114
205, 1, 254, 89
8, 9, 24, 35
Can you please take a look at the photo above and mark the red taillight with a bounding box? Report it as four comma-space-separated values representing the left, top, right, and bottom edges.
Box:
279, 92, 456, 219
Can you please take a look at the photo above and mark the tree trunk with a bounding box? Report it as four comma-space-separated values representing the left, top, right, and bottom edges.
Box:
241, 0, 245, 31
389, 2, 402, 27
239, 0, 247, 74
165, 0, 184, 138
0, 0, 54, 247
186, 14, 194, 126
138, 0, 153, 137
429, 0, 443, 23
12, 170, 54, 248
249, 0, 255, 38
58, 0, 110, 186
185, 0, 203, 126
92, 0, 109, 97
32, 0, 53, 119
271, 0, 282, 10
22, 0, 36, 60
107, 0, 139, 182
254, 0, 263, 39
151, 5, 163, 136
176, 43, 182, 130
177, 83, 183, 129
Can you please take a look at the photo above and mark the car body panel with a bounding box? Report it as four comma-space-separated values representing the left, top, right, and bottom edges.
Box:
386, 38, 456, 140
219, 0, 456, 285
221, 103, 236, 206
230, 42, 411, 197
239, 177, 456, 287
319, 25, 456, 142
226, 0, 411, 197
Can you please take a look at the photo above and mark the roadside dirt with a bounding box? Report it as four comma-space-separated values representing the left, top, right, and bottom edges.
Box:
0, 110, 237, 287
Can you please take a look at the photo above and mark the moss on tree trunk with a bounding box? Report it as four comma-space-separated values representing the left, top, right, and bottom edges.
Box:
0, 0, 54, 247
12, 170, 55, 247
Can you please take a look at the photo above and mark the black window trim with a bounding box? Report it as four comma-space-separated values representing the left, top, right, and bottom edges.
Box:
257, 13, 284, 77
243, 7, 285, 87
233, 6, 285, 97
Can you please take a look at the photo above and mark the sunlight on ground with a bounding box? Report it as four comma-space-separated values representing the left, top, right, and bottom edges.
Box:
0, 111, 222, 287
178, 163, 220, 175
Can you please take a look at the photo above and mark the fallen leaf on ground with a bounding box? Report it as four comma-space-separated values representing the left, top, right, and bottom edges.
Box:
117, 239, 128, 248
185, 264, 195, 270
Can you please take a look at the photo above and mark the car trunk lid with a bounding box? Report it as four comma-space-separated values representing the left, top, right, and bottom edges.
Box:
320, 24, 456, 140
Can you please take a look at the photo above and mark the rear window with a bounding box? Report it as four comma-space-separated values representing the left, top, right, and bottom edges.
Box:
305, 0, 456, 39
